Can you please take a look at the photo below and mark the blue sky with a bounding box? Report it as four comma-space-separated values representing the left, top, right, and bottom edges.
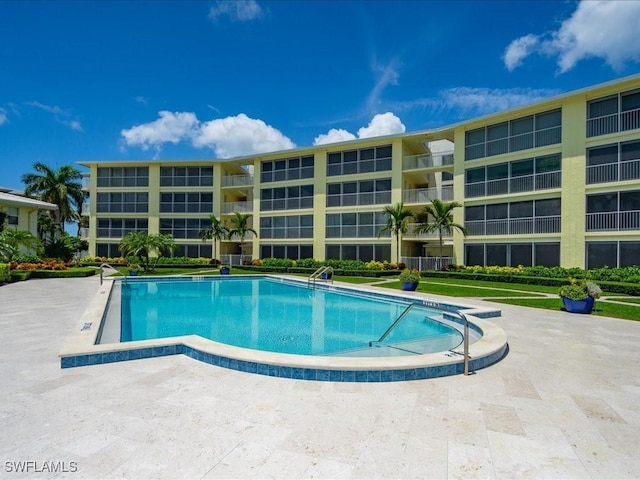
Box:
1, 0, 640, 190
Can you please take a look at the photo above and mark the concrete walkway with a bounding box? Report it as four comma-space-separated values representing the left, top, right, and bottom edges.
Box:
1, 277, 639, 479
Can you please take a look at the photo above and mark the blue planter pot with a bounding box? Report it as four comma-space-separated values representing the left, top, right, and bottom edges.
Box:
562, 296, 594, 314
220, 267, 230, 275
401, 282, 418, 291
129, 271, 138, 277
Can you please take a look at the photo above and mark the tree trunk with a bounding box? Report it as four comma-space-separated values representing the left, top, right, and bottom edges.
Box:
438, 229, 443, 271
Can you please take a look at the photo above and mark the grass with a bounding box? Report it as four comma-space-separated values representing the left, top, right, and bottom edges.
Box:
490, 297, 640, 321
607, 297, 640, 305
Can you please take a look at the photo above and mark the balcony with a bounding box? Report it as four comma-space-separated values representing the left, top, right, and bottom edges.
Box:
222, 201, 253, 214
81, 202, 90, 216
260, 197, 313, 211
466, 125, 561, 160
81, 175, 90, 191
465, 171, 561, 198
79, 227, 89, 239
403, 186, 453, 204
587, 107, 640, 137
403, 224, 452, 240
586, 211, 640, 231
222, 174, 253, 188
466, 216, 561, 236
586, 159, 640, 184
403, 151, 454, 170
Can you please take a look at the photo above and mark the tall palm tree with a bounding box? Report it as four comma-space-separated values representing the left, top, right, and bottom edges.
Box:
378, 202, 413, 262
118, 232, 176, 272
415, 199, 467, 270
21, 163, 85, 232
38, 214, 63, 244
199, 214, 229, 261
0, 229, 40, 261
227, 212, 257, 261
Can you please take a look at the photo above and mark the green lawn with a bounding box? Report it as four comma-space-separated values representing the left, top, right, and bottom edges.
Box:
606, 297, 640, 305
489, 297, 640, 321
382, 280, 544, 298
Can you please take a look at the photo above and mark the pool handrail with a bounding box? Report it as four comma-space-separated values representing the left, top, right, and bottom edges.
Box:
307, 266, 334, 288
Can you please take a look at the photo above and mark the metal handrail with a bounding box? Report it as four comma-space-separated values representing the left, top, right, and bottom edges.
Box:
370, 304, 414, 346
307, 266, 334, 288
452, 310, 471, 376
99, 262, 121, 285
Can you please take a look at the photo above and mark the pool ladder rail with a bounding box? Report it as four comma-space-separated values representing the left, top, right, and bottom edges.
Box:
307, 266, 334, 288
99, 262, 123, 285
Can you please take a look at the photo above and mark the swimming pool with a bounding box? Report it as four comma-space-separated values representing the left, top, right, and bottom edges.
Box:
113, 277, 463, 356
61, 275, 509, 382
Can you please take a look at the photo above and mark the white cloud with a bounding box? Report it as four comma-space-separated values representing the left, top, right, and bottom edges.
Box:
437, 87, 560, 116
503, 0, 640, 72
193, 114, 295, 157
366, 59, 401, 113
120, 111, 199, 151
120, 111, 295, 158
357, 112, 405, 138
313, 129, 356, 145
504, 34, 539, 71
25, 101, 83, 131
313, 113, 405, 146
209, 0, 263, 22
0, 108, 7, 126
135, 96, 148, 105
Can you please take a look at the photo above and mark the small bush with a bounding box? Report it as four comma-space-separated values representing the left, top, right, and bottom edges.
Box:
0, 263, 10, 283
12, 253, 40, 264
10, 270, 32, 282
30, 268, 97, 278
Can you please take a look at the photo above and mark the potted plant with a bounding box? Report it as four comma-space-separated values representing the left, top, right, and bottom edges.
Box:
219, 265, 230, 275
127, 263, 141, 276
399, 268, 421, 291
558, 278, 602, 314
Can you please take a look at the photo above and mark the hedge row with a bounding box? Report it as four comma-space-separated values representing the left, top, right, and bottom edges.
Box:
421, 270, 640, 296
29, 268, 98, 278
236, 265, 401, 278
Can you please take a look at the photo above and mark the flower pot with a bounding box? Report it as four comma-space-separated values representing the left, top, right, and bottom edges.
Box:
401, 281, 418, 291
220, 266, 230, 275
129, 271, 138, 277
562, 296, 594, 314
321, 272, 332, 280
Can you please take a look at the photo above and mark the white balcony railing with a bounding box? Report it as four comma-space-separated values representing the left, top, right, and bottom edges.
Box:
402, 256, 454, 271
326, 191, 391, 208
587, 108, 640, 137
79, 227, 89, 239
81, 202, 90, 216
465, 171, 561, 198
222, 174, 254, 187
586, 158, 640, 184
402, 151, 454, 170
403, 186, 454, 204
466, 216, 561, 236
222, 201, 253, 214
586, 211, 640, 231
81, 176, 90, 190
403, 224, 453, 240
220, 254, 253, 266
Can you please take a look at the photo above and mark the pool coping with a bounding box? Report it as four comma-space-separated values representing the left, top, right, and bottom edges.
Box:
59, 275, 508, 381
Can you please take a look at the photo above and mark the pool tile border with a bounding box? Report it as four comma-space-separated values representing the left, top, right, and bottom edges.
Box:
59, 275, 508, 382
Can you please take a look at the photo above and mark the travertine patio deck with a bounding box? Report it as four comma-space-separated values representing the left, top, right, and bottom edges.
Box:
1, 277, 639, 479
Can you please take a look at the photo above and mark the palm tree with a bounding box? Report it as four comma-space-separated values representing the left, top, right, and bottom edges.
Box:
118, 232, 176, 272
38, 214, 63, 244
414, 199, 467, 270
21, 163, 85, 232
199, 214, 229, 261
378, 202, 413, 263
0, 229, 40, 261
227, 212, 257, 262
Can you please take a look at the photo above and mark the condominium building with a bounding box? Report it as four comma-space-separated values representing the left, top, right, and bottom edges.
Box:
79, 74, 640, 269
0, 187, 57, 239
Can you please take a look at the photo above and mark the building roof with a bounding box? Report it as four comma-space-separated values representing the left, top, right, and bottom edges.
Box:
0, 191, 58, 210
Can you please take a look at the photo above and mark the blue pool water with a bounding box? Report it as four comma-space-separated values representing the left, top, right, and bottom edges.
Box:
118, 277, 463, 356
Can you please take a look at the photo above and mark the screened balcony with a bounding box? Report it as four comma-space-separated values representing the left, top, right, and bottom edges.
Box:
465, 216, 561, 236
403, 186, 453, 204
222, 174, 253, 187
403, 151, 454, 170
222, 201, 253, 214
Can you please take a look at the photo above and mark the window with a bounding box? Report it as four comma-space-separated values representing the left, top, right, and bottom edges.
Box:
96, 192, 148, 213
97, 218, 148, 238
6, 207, 18, 226
326, 179, 391, 207
587, 241, 640, 269
326, 145, 393, 176
160, 166, 213, 187
465, 109, 561, 160
97, 167, 149, 187
325, 244, 390, 261
173, 244, 212, 258
160, 218, 212, 239
587, 140, 640, 184
326, 212, 388, 238
260, 244, 313, 260
260, 215, 313, 239
588, 89, 640, 136
260, 184, 314, 211
261, 155, 315, 183
466, 198, 561, 235
465, 242, 560, 267
160, 192, 212, 213
586, 189, 640, 231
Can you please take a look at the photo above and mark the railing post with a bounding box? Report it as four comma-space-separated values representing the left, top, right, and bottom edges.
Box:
459, 311, 470, 376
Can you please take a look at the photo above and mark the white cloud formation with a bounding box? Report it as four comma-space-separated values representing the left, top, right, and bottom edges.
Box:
504, 34, 539, 71
313, 128, 356, 146
121, 111, 199, 151
209, 0, 263, 22
357, 112, 406, 138
313, 113, 405, 146
193, 114, 295, 158
25, 101, 83, 131
135, 96, 148, 105
504, 0, 640, 72
0, 108, 7, 126
121, 111, 295, 158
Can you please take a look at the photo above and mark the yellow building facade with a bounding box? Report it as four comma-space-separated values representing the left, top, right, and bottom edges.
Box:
80, 74, 640, 269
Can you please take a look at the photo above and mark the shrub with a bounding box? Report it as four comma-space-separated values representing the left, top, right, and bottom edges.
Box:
30, 268, 97, 278
0, 263, 10, 283
10, 270, 31, 282
12, 253, 40, 264
399, 269, 421, 283
558, 278, 602, 300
